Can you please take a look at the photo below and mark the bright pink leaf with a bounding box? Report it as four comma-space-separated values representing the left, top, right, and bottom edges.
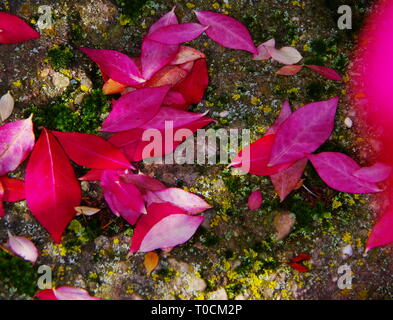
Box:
120, 172, 166, 193
265, 46, 303, 65
148, 6, 178, 34
231, 134, 294, 176
269, 97, 339, 166
0, 12, 40, 44
353, 162, 392, 183
253, 39, 275, 60
266, 101, 292, 135
270, 158, 308, 201
146, 187, 212, 214
195, 11, 257, 54
0, 182, 3, 217
305, 65, 342, 81
366, 210, 393, 251
52, 131, 132, 170
25, 129, 81, 243
79, 169, 104, 181
102, 85, 171, 132
130, 203, 204, 253
0, 116, 35, 176
170, 46, 206, 65
276, 65, 304, 76
100, 170, 146, 225
36, 287, 101, 300
6, 232, 38, 264
80, 48, 145, 86
147, 23, 209, 45
308, 152, 382, 193
174, 59, 209, 105
0, 177, 25, 202
141, 39, 179, 80
248, 190, 263, 210
163, 90, 187, 106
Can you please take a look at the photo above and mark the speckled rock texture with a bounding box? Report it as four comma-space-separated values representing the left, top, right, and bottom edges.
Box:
1, 0, 392, 300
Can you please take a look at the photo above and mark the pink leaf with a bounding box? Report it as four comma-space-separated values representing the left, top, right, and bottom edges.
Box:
6, 232, 38, 264
270, 158, 308, 201
195, 11, 257, 54
269, 97, 339, 166
25, 129, 81, 243
148, 6, 178, 34
253, 39, 276, 60
79, 169, 104, 181
0, 177, 25, 202
146, 188, 211, 214
170, 46, 206, 65
353, 162, 392, 183
147, 23, 209, 45
276, 65, 304, 76
102, 85, 171, 132
308, 152, 382, 193
265, 46, 303, 65
0, 12, 40, 44
141, 39, 179, 80
80, 48, 145, 86
52, 131, 132, 170
0, 116, 35, 176
163, 90, 187, 106
0, 182, 3, 217
230, 134, 294, 176
36, 287, 101, 300
120, 172, 166, 193
130, 203, 204, 253
366, 210, 393, 250
100, 170, 146, 225
266, 101, 292, 135
305, 65, 342, 81
248, 190, 263, 210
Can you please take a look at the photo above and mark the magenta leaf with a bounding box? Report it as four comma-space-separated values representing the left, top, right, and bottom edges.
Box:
230, 134, 294, 176
36, 287, 102, 300
248, 190, 263, 210
353, 162, 392, 183
195, 11, 257, 54
25, 129, 81, 243
141, 39, 179, 80
305, 65, 342, 82
120, 172, 166, 193
266, 101, 292, 135
148, 6, 178, 34
80, 48, 145, 86
366, 210, 393, 251
100, 170, 146, 225
270, 158, 308, 201
0, 12, 40, 44
79, 169, 104, 181
0, 116, 35, 176
130, 203, 204, 253
6, 232, 38, 264
147, 23, 209, 45
52, 131, 133, 170
102, 85, 171, 132
163, 90, 187, 106
308, 152, 382, 193
146, 188, 212, 214
269, 97, 339, 166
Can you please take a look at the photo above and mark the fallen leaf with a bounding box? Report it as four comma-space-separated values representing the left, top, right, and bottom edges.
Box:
170, 46, 206, 65
353, 162, 392, 183
75, 206, 101, 216
78, 169, 104, 181
248, 190, 263, 210
0, 91, 14, 121
6, 231, 38, 264
144, 251, 159, 276
305, 65, 342, 81
148, 6, 178, 34
147, 23, 209, 45
366, 210, 393, 251
145, 65, 188, 88
266, 101, 292, 135
276, 65, 304, 75
253, 39, 276, 60
0, 12, 40, 44
266, 46, 303, 65
0, 177, 25, 202
36, 287, 102, 300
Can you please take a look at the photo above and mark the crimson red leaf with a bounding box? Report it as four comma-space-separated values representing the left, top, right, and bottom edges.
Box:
78, 169, 104, 181
290, 262, 309, 273
0, 116, 35, 176
147, 23, 208, 45
130, 203, 204, 253
80, 48, 145, 86
248, 190, 263, 210
366, 210, 393, 251
174, 59, 209, 105
141, 39, 179, 80
270, 158, 308, 202
102, 86, 171, 132
266, 101, 292, 135
276, 65, 304, 76
230, 134, 294, 176
0, 177, 25, 202
25, 129, 81, 243
0, 12, 40, 44
289, 253, 311, 263
100, 170, 146, 225
52, 131, 132, 170
195, 11, 257, 54
308, 152, 382, 193
305, 65, 342, 82
269, 97, 339, 166
148, 6, 178, 34
353, 162, 392, 183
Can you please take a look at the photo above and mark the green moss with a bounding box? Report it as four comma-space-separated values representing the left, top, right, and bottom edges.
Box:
0, 250, 38, 298
25, 88, 110, 134
48, 45, 74, 71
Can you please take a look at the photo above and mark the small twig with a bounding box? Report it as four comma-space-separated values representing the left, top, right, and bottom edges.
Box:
302, 185, 318, 198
